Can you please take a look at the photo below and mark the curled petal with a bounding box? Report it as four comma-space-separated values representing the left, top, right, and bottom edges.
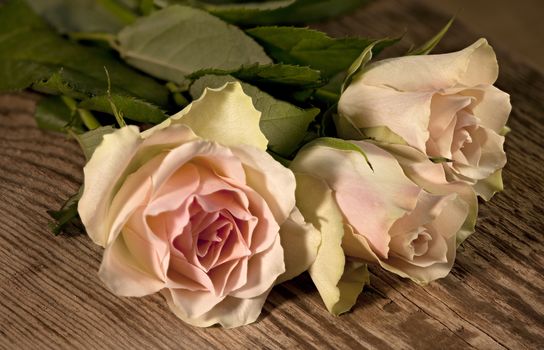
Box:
79, 126, 141, 247
146, 82, 268, 150
355, 38, 498, 91
293, 173, 368, 315
276, 207, 321, 284
162, 289, 271, 328
231, 144, 297, 225
99, 233, 165, 297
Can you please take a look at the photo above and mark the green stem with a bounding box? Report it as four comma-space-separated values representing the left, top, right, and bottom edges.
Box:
61, 96, 101, 130
78, 109, 101, 130
97, 0, 137, 24
166, 82, 189, 107
314, 89, 340, 105
68, 32, 117, 47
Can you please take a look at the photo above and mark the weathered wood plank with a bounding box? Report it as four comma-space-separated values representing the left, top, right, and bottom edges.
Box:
1, 1, 543, 349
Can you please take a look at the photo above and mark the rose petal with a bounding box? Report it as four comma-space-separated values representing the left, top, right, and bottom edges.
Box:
276, 207, 321, 284
167, 289, 226, 318
98, 232, 165, 297
146, 163, 200, 215
291, 142, 420, 258
79, 126, 141, 247
166, 250, 214, 291
453, 128, 506, 180
389, 191, 455, 238
162, 289, 271, 328
463, 86, 511, 133
293, 173, 366, 315
230, 235, 285, 299
146, 82, 268, 150
231, 144, 297, 224
374, 143, 478, 246
356, 38, 498, 91
338, 85, 433, 151
473, 169, 504, 201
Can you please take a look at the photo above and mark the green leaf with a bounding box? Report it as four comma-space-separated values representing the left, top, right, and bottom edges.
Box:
247, 27, 397, 77
35, 96, 85, 133
0, 0, 169, 107
48, 187, 83, 235
73, 125, 116, 160
25, 0, 134, 34
165, 0, 368, 26
407, 17, 454, 55
116, 5, 272, 84
190, 63, 325, 89
190, 75, 319, 156
0, 60, 52, 92
80, 95, 168, 124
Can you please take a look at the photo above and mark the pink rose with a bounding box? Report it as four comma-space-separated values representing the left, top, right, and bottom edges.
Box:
78, 83, 319, 327
337, 39, 511, 200
290, 139, 476, 313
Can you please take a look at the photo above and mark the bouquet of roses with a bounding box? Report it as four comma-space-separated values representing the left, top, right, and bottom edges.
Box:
0, 0, 510, 328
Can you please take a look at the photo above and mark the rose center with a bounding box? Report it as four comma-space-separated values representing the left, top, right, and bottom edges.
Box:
390, 227, 432, 261
411, 229, 432, 257
195, 216, 232, 258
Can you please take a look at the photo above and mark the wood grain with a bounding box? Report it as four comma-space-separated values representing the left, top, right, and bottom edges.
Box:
1, 1, 543, 349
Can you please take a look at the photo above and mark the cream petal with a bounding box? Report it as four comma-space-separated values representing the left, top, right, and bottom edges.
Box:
473, 169, 504, 201
98, 233, 165, 297
333, 259, 370, 315
355, 38, 498, 91
380, 234, 456, 285
146, 163, 200, 215
429, 94, 473, 138
291, 142, 420, 258
123, 207, 171, 281
454, 128, 506, 180
276, 207, 321, 284
338, 84, 433, 151
106, 163, 157, 247
79, 126, 141, 247
167, 250, 214, 291
342, 224, 380, 263
230, 235, 285, 299
293, 173, 367, 315
231, 144, 297, 224
408, 231, 448, 268
162, 288, 271, 328
464, 86, 511, 133
195, 191, 252, 221
373, 143, 478, 248
384, 193, 467, 282
147, 82, 268, 150
389, 191, 455, 238
191, 151, 247, 187
167, 289, 226, 318
429, 114, 457, 159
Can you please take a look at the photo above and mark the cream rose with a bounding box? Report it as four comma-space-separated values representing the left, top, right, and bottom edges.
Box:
78, 83, 319, 328
290, 139, 476, 314
337, 39, 511, 200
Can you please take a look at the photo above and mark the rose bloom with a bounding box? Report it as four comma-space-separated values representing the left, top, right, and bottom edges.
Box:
290, 139, 476, 314
78, 83, 318, 328
337, 39, 511, 200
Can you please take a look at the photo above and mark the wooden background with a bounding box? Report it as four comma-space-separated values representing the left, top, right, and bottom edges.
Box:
1, 0, 543, 349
